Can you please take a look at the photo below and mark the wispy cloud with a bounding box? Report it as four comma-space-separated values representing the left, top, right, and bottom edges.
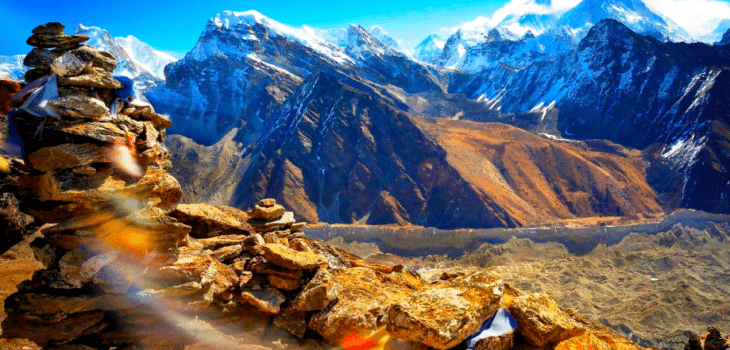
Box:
491, 0, 581, 24
644, 0, 730, 37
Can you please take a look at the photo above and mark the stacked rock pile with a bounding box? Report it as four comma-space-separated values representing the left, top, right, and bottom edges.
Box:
1, 22, 652, 350
13, 22, 170, 167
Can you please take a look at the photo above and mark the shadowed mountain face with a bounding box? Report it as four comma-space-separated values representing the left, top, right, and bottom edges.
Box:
459, 20, 730, 213
159, 13, 730, 226
147, 11, 450, 147
168, 72, 662, 229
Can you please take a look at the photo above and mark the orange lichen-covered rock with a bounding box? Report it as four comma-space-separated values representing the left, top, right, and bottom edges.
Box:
508, 293, 585, 347
260, 243, 326, 270
554, 332, 646, 350
171, 203, 254, 238
387, 271, 503, 349
308, 267, 428, 345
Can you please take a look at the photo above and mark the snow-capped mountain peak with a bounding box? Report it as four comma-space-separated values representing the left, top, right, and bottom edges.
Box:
196, 10, 353, 65
74, 24, 177, 92
414, 34, 446, 63
555, 0, 691, 42
115, 35, 177, 79
368, 25, 400, 49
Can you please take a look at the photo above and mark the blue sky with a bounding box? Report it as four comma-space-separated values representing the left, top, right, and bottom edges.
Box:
2, 0, 730, 57
0, 0, 508, 57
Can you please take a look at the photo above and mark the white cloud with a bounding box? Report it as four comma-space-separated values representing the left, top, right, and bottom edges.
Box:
644, 0, 730, 38
491, 0, 582, 24
455, 16, 493, 32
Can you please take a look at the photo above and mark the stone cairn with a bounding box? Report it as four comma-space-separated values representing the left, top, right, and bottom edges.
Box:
1, 22, 650, 350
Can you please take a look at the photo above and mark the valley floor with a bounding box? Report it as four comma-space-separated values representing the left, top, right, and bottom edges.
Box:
335, 222, 730, 350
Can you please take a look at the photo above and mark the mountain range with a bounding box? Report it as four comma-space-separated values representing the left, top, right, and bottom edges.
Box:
148, 7, 730, 228
3, 0, 730, 229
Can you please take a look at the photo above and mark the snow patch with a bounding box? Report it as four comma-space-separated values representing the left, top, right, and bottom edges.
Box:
661, 134, 707, 170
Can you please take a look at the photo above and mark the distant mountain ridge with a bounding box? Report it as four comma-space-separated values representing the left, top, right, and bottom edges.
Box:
416, 0, 692, 69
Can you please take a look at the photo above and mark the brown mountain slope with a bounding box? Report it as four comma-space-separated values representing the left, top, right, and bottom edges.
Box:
410, 117, 664, 226
169, 72, 662, 228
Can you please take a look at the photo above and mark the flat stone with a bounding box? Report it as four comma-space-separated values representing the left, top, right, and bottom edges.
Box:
32, 22, 65, 35
211, 244, 242, 261
507, 293, 585, 347
260, 243, 326, 270
60, 45, 117, 73
51, 52, 92, 77
48, 95, 111, 120
249, 211, 295, 233
290, 222, 306, 232
240, 287, 286, 314
23, 48, 63, 69
273, 307, 307, 338
247, 204, 286, 221
127, 103, 172, 129
54, 121, 126, 142
72, 165, 97, 175
170, 203, 254, 238
24, 68, 51, 84
141, 281, 203, 297
17, 269, 85, 291
27, 33, 89, 49
58, 67, 123, 89
79, 251, 120, 280
387, 271, 503, 349
5, 292, 138, 320
267, 274, 302, 291
246, 256, 302, 279
197, 235, 247, 250
258, 198, 276, 207
27, 143, 107, 172
23, 167, 183, 211
1, 311, 105, 346
309, 267, 427, 345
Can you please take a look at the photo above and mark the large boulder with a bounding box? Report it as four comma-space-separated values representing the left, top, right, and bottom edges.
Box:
259, 243, 326, 270
387, 271, 503, 349
507, 292, 585, 347
170, 203, 254, 238
307, 267, 427, 344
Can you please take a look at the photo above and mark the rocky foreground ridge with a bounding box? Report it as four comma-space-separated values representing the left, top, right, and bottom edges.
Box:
0, 23, 655, 350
